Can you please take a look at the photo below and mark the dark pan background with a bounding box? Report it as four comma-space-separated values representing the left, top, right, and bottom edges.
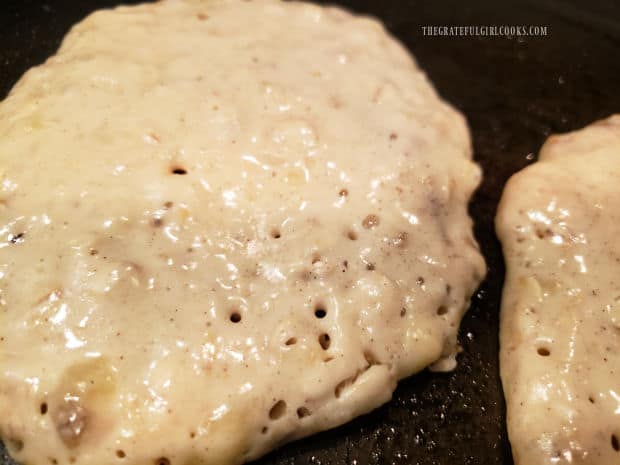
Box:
1, 1, 619, 464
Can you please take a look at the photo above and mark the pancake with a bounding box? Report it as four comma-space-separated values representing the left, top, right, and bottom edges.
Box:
497, 115, 620, 465
0, 1, 485, 464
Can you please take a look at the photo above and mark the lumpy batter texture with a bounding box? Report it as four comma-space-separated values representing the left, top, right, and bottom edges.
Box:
0, 1, 485, 464
498, 115, 620, 465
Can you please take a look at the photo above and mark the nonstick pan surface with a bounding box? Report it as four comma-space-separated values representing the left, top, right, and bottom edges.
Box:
1, 1, 619, 464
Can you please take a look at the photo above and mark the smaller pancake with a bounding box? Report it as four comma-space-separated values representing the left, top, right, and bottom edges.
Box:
497, 115, 620, 465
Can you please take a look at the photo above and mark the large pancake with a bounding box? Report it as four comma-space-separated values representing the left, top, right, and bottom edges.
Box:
0, 1, 485, 464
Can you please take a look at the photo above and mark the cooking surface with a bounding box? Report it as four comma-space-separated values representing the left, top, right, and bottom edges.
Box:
1, 1, 619, 464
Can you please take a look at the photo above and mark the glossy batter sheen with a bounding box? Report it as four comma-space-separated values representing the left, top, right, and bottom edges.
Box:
497, 115, 620, 465
0, 1, 485, 464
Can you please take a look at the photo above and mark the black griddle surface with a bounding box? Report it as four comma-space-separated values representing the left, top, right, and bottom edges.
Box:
1, 1, 619, 464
